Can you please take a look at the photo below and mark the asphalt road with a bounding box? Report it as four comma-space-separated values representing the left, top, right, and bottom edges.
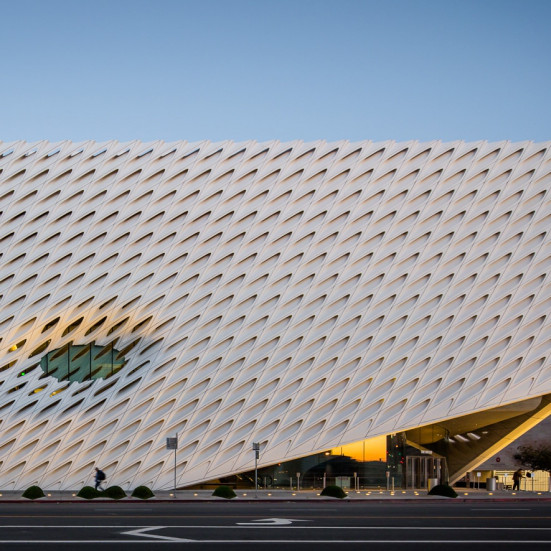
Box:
0, 501, 550, 550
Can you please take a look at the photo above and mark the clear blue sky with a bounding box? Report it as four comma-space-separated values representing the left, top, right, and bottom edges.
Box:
1, 0, 549, 143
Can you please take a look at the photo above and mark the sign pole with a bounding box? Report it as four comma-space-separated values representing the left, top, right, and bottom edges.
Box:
166, 435, 178, 492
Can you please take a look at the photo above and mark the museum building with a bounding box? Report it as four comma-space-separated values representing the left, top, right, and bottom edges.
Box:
0, 139, 550, 490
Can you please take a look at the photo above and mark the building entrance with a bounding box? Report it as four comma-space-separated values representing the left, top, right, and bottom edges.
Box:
405, 455, 446, 489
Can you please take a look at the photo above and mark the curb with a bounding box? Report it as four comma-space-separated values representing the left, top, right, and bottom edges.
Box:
2, 497, 551, 504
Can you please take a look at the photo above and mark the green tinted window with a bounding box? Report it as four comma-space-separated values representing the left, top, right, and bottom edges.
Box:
40, 343, 125, 382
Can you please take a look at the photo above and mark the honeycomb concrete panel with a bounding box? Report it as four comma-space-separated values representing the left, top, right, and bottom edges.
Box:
0, 139, 550, 490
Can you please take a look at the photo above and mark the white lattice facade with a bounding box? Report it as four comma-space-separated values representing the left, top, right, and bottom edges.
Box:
1, 139, 550, 490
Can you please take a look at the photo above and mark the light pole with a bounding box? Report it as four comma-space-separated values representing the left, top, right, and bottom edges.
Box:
252, 442, 260, 498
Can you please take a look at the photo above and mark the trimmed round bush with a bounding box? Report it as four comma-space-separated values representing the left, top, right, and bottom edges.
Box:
77, 486, 103, 499
131, 485, 155, 499
22, 485, 45, 500
428, 484, 458, 498
320, 485, 347, 499
212, 485, 236, 499
103, 485, 127, 500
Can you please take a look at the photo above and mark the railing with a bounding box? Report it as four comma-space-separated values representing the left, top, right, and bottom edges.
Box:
521, 475, 550, 492
264, 476, 395, 490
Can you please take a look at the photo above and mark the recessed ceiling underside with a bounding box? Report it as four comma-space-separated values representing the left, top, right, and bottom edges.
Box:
0, 138, 550, 489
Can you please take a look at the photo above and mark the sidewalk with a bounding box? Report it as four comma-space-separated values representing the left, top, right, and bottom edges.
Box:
1, 488, 550, 502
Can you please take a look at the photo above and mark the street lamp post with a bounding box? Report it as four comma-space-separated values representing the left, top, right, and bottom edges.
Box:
252, 442, 260, 498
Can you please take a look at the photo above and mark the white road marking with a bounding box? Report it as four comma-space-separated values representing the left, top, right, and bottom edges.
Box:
471, 508, 531, 511
227, 526, 551, 531
121, 526, 193, 542
93, 508, 153, 511
269, 508, 338, 511
0, 542, 177, 544
0, 540, 550, 545
2, 524, 155, 529
237, 517, 310, 525
189, 541, 551, 545
1, 527, 551, 545
2, 525, 551, 530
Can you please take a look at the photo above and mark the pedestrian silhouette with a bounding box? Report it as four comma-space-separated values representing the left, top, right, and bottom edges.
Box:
512, 469, 523, 491
94, 467, 106, 491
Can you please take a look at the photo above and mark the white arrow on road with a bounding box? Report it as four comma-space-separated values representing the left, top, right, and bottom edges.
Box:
237, 518, 311, 526
121, 526, 194, 541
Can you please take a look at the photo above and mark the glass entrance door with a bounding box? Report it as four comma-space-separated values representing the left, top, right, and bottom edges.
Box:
406, 456, 445, 489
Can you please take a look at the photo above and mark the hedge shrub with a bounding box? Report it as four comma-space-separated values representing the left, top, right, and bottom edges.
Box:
131, 485, 155, 499
212, 485, 236, 499
103, 485, 127, 500
22, 485, 45, 500
320, 485, 347, 499
428, 484, 458, 498
77, 486, 103, 499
